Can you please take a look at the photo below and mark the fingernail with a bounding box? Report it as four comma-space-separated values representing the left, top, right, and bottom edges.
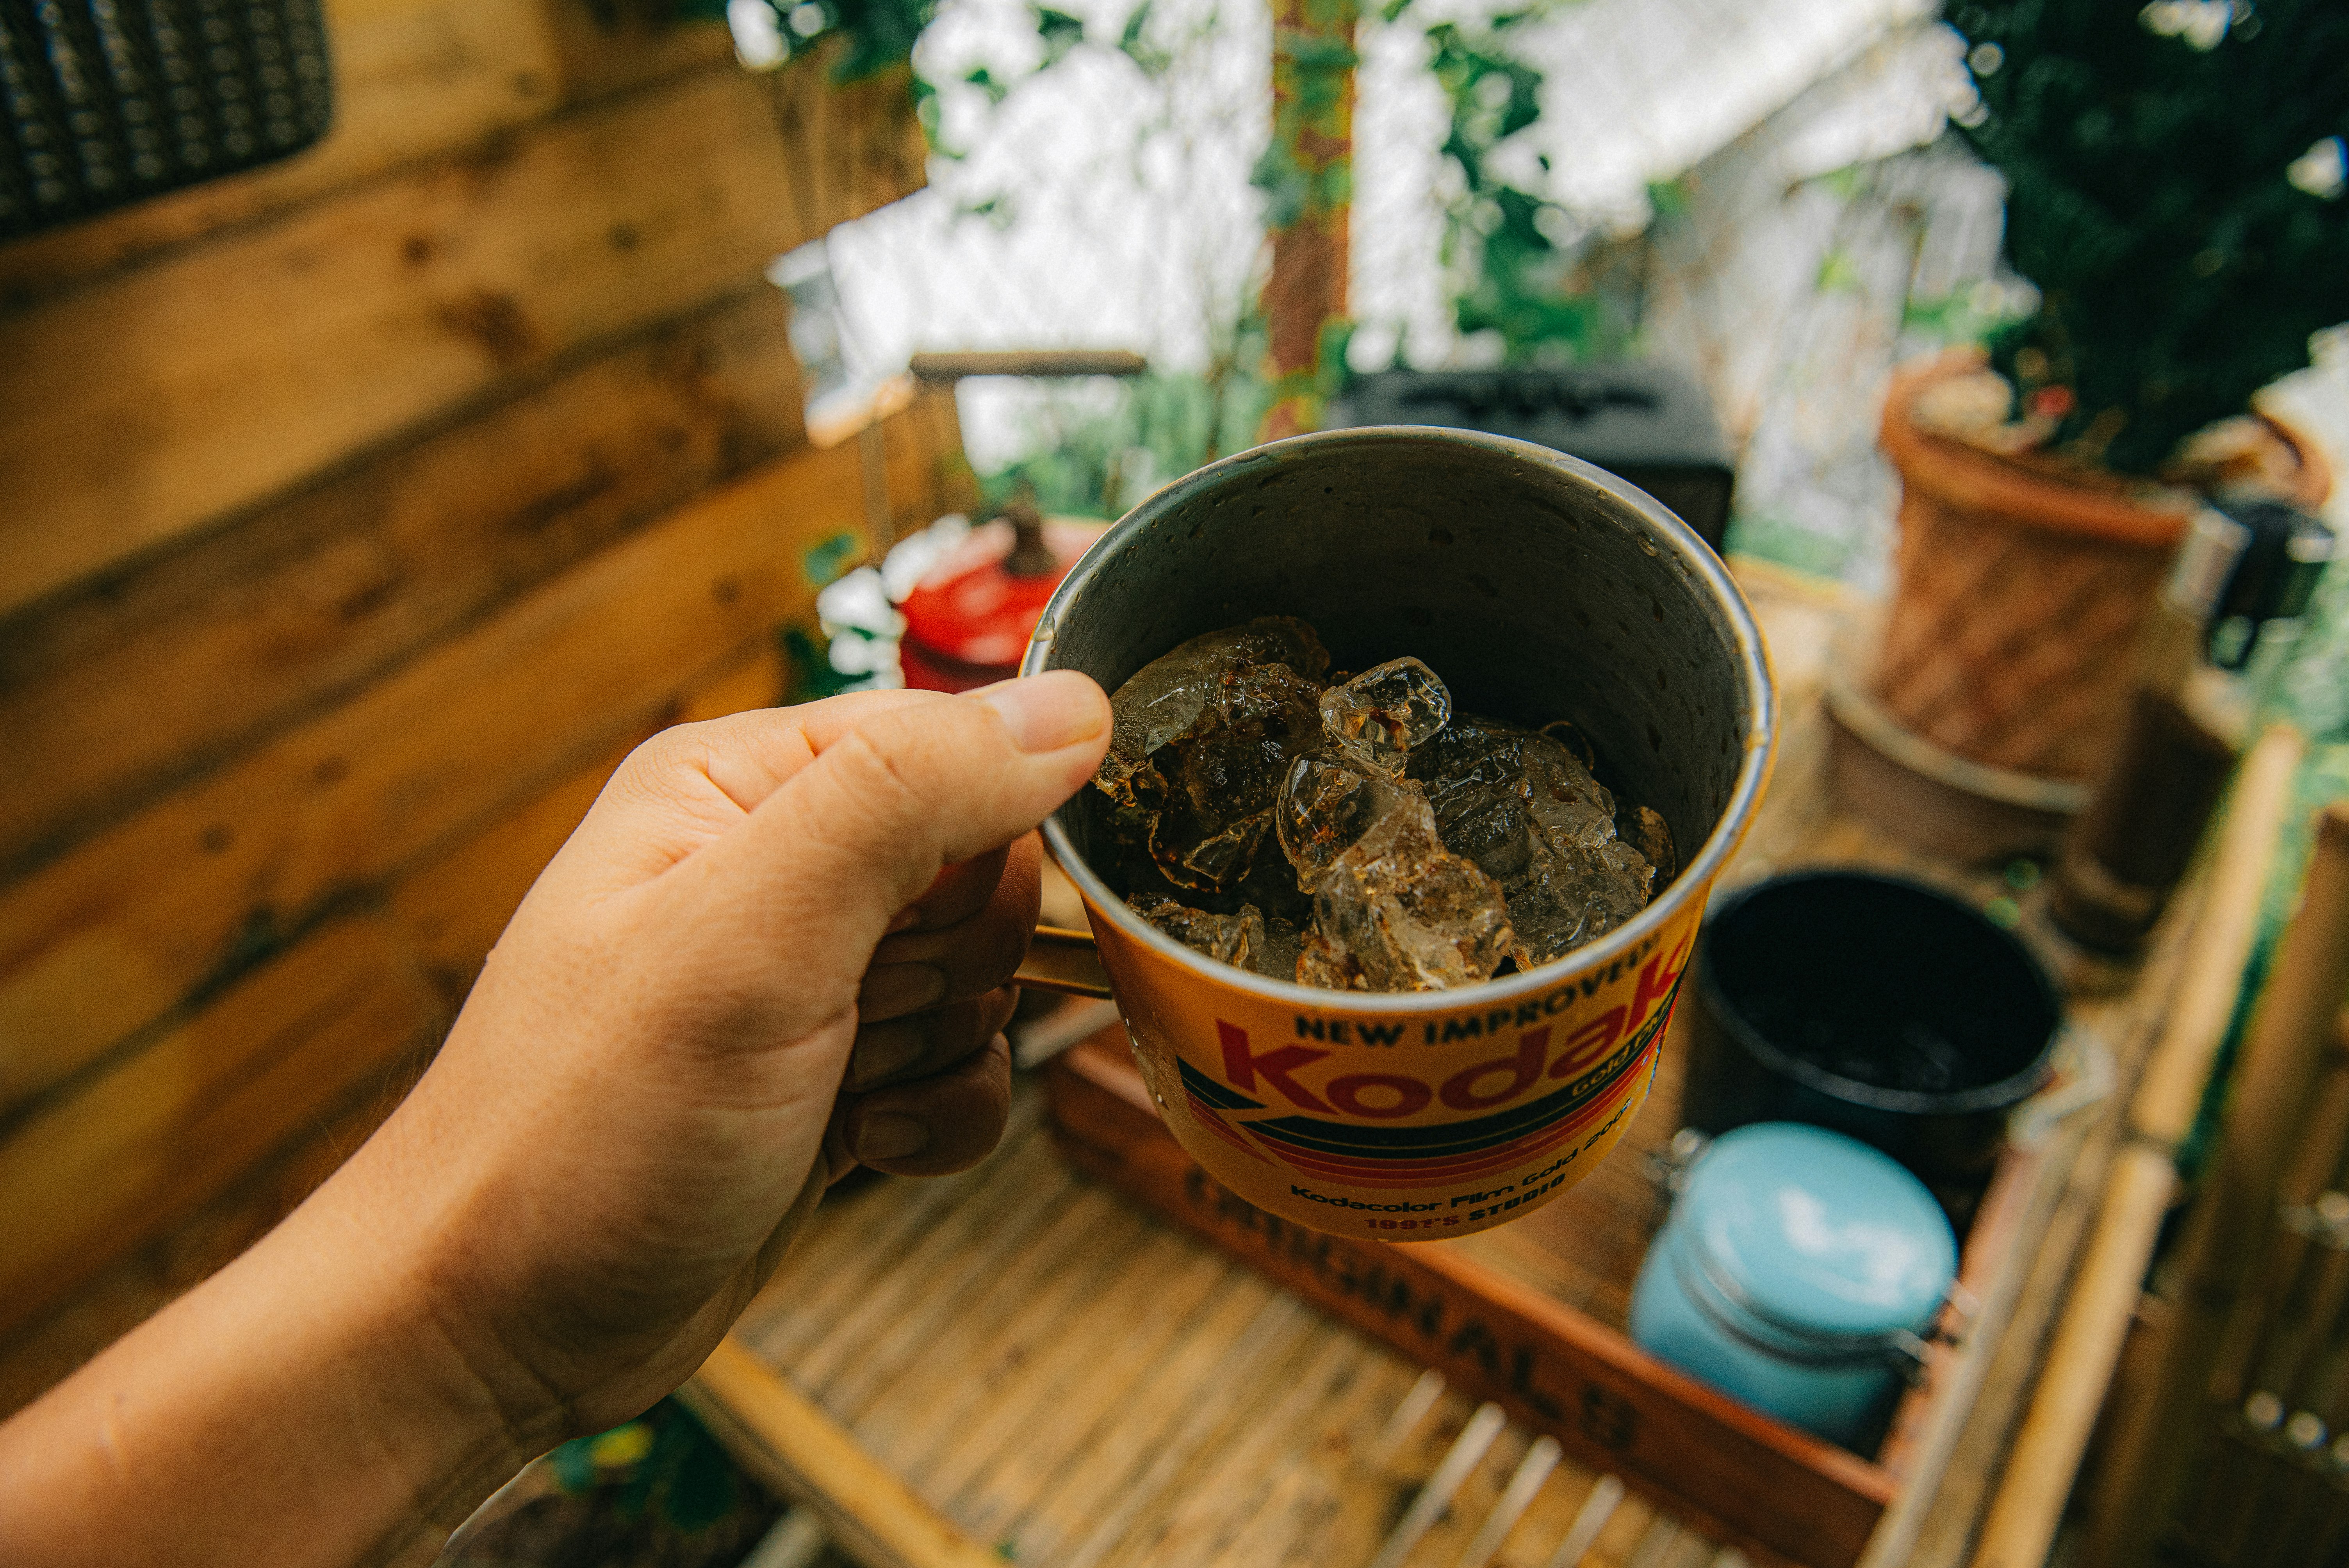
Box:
859, 962, 946, 1017
973, 672, 1107, 754
855, 1114, 927, 1163
849, 1026, 923, 1091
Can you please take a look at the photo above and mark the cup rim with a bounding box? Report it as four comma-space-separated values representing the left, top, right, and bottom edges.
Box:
1019, 424, 1778, 1015
1695, 868, 2062, 1115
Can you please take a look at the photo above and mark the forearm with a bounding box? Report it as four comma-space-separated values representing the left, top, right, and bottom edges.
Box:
0, 1153, 555, 1568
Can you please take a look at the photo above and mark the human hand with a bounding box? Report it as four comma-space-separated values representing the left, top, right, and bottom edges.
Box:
337, 673, 1111, 1443
0, 672, 1114, 1568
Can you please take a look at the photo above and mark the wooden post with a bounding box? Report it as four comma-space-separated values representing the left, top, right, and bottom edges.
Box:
1969, 725, 2304, 1568
683, 1337, 1006, 1568
1256, 0, 1358, 443
2087, 804, 2349, 1566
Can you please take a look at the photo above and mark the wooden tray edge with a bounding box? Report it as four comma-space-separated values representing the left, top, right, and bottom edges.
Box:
1045, 1038, 1894, 1568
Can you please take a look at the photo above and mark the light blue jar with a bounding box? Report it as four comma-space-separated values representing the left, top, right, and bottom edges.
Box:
1629, 1122, 1958, 1448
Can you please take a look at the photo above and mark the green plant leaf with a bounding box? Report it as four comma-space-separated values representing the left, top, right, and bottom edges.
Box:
1035, 5, 1086, 65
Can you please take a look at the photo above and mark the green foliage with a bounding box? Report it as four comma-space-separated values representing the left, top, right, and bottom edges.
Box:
979, 357, 1275, 518
544, 1404, 739, 1535
1034, 5, 1088, 65
1415, 5, 1611, 363
1946, 0, 2349, 475
672, 0, 937, 79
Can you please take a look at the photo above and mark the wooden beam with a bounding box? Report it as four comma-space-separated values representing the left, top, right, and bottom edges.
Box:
0, 62, 823, 617
0, 435, 868, 1117
0, 3, 786, 311
0, 917, 444, 1342
0, 1074, 413, 1419
0, 640, 784, 1408
543, 2, 739, 104
757, 45, 928, 265
908, 350, 1149, 380
684, 1338, 1010, 1568
0, 284, 806, 872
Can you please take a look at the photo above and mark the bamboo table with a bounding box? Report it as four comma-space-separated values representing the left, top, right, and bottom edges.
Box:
693, 561, 2224, 1568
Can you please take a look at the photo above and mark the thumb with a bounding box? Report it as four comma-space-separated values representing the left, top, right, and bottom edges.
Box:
663, 670, 1110, 992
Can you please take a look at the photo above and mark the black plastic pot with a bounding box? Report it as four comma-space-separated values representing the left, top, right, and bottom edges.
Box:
1679, 871, 2060, 1225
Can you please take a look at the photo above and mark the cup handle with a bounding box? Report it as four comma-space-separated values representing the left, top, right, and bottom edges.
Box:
1015, 924, 1113, 1000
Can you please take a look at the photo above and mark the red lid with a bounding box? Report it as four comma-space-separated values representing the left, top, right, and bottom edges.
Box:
899, 511, 1105, 688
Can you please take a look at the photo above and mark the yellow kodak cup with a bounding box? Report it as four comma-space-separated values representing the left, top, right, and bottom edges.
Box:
1021, 428, 1775, 1239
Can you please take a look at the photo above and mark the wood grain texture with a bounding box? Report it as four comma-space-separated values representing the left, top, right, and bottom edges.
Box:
0, 0, 564, 308
0, 64, 821, 617
544, 2, 739, 104
0, 917, 443, 1342
758, 43, 929, 267
0, 1073, 413, 1418
0, 640, 782, 1396
0, 435, 868, 1119
0, 286, 805, 873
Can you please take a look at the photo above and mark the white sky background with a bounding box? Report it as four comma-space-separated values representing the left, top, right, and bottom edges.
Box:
818, 0, 1953, 467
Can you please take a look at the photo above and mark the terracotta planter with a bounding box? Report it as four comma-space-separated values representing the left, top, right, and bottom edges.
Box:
1873, 355, 2333, 787
1873, 357, 2202, 782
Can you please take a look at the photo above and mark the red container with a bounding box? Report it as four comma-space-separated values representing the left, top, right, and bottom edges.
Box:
898, 507, 1105, 692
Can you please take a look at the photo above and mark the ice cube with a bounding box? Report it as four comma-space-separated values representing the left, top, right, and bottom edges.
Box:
1129, 895, 1267, 969
1407, 716, 1536, 882
1276, 753, 1407, 891
1094, 618, 1331, 896
1146, 659, 1326, 893
1311, 787, 1517, 991
1320, 657, 1452, 775
1510, 732, 1655, 962
1277, 743, 1515, 991
1296, 926, 1368, 990
1094, 617, 1330, 809
1622, 804, 1678, 883
1409, 717, 1656, 966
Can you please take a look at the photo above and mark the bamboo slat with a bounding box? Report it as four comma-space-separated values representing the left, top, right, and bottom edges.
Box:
686, 1338, 1007, 1568
715, 1087, 1778, 1568
1967, 725, 2306, 1568
2089, 805, 2349, 1565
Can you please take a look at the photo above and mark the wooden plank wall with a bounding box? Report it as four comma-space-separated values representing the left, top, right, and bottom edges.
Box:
0, 0, 971, 1413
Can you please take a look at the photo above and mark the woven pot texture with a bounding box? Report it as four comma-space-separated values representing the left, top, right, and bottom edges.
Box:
1874, 356, 2196, 783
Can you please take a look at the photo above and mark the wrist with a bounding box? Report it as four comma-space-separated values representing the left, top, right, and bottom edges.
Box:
241, 1163, 563, 1554
0, 1148, 560, 1568
308, 1111, 581, 1500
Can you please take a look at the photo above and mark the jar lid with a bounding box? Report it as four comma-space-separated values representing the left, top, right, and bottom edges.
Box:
1678, 1123, 1957, 1340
